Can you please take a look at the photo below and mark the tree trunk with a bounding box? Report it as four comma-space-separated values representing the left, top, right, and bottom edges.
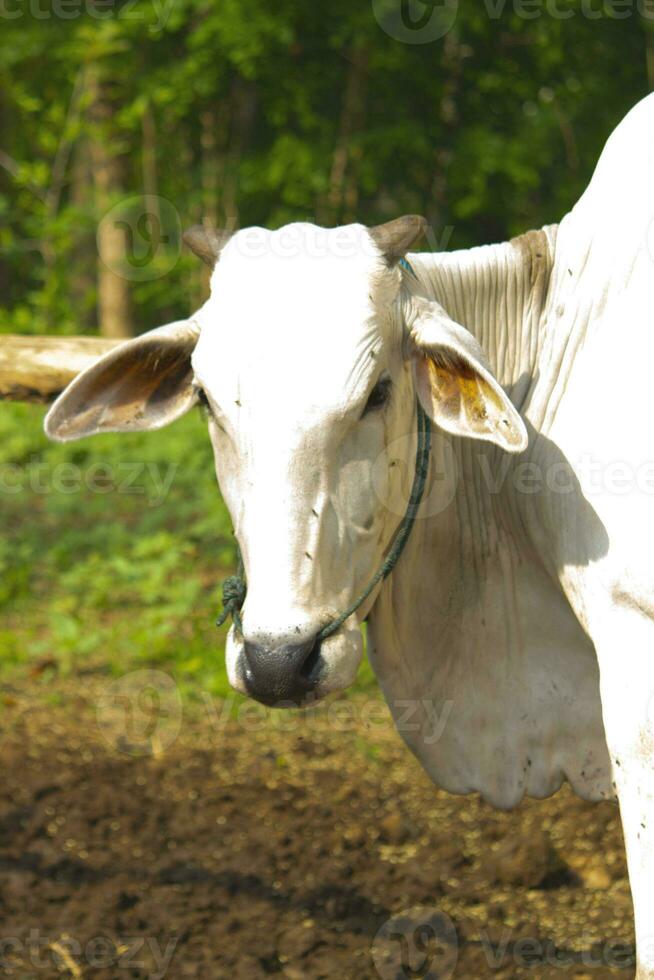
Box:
197, 107, 220, 304
645, 19, 654, 90
142, 101, 160, 206
221, 77, 257, 230
320, 47, 368, 225
200, 107, 219, 228
425, 30, 462, 239
87, 67, 135, 339
69, 137, 96, 330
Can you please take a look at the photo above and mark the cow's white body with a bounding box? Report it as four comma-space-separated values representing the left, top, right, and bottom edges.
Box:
43, 95, 654, 976
382, 95, 654, 975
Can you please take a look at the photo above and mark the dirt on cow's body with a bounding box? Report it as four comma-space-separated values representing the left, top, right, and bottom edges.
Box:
0, 673, 636, 980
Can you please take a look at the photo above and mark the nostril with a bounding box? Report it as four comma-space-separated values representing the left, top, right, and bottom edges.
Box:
298, 635, 322, 682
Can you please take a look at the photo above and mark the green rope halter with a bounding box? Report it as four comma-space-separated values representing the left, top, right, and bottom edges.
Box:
216, 400, 431, 640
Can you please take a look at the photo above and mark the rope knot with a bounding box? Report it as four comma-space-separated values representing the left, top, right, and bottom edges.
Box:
216, 573, 246, 629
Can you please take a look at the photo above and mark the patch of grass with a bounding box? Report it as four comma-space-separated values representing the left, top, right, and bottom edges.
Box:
0, 403, 379, 701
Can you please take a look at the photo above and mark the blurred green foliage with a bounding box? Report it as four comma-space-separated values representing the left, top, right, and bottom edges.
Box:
0, 4, 651, 333
0, 5, 651, 690
0, 402, 377, 696
0, 402, 237, 693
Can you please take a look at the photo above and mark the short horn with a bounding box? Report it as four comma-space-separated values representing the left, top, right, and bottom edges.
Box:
183, 225, 232, 268
368, 215, 427, 263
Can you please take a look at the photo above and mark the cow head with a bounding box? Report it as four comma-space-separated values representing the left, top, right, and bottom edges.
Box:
45, 218, 527, 707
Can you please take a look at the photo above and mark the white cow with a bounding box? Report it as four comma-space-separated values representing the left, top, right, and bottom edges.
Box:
45, 95, 654, 975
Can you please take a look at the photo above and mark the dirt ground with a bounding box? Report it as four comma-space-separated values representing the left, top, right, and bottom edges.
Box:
0, 671, 636, 980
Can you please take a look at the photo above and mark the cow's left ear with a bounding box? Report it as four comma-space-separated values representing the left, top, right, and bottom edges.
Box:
409, 300, 528, 453
44, 320, 200, 442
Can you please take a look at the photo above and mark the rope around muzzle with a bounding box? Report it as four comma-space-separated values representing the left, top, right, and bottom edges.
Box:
216, 401, 432, 641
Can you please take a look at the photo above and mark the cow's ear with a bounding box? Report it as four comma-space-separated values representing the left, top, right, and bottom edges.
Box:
44, 320, 200, 442
409, 300, 528, 453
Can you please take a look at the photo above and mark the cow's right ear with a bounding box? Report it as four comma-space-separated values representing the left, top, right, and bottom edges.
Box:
408, 298, 528, 453
44, 320, 200, 442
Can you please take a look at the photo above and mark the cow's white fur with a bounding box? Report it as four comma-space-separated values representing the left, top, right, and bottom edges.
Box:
192, 229, 403, 698
44, 95, 654, 976
405, 95, 654, 977
189, 228, 525, 701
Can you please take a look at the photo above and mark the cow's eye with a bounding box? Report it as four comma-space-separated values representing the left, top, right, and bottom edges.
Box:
363, 375, 392, 416
196, 386, 227, 433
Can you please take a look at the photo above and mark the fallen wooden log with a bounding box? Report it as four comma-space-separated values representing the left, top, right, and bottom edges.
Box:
0, 335, 121, 404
